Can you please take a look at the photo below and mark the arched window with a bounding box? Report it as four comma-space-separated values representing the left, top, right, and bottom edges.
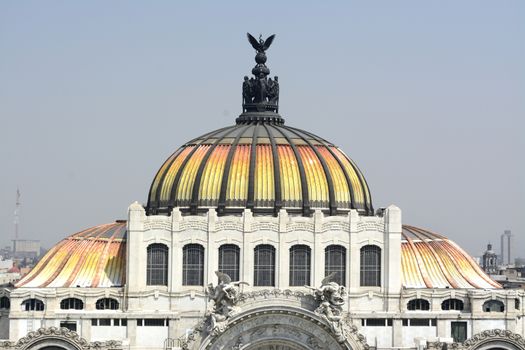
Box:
22, 298, 44, 311
218, 244, 240, 282
441, 298, 464, 311
95, 298, 119, 310
183, 244, 205, 286
254, 245, 275, 286
407, 298, 430, 311
289, 245, 311, 286
60, 297, 84, 310
325, 245, 346, 286
147, 243, 169, 286
483, 300, 504, 312
360, 245, 381, 287
0, 296, 10, 309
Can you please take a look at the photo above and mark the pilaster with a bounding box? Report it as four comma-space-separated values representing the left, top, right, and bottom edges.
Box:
126, 202, 146, 295
313, 210, 324, 287
384, 205, 402, 295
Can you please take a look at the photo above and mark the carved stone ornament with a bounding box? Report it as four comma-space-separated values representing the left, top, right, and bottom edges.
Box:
310, 272, 348, 342
179, 289, 369, 350
205, 271, 249, 334
4, 327, 122, 350
427, 329, 525, 350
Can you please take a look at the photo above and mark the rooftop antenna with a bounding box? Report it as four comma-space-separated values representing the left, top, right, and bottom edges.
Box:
14, 187, 20, 239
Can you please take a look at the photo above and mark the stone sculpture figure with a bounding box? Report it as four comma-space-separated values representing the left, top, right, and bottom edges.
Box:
310, 272, 348, 341
206, 271, 248, 334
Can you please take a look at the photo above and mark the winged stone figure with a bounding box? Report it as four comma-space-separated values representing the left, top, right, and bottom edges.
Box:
321, 271, 338, 286
247, 33, 276, 53
206, 271, 249, 333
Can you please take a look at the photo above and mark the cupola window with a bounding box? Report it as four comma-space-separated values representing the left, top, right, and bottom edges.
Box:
60, 297, 84, 310
218, 244, 240, 282
441, 298, 464, 311
407, 298, 430, 311
95, 298, 119, 310
254, 245, 276, 287
483, 300, 504, 312
22, 298, 44, 311
289, 245, 311, 286
0, 296, 10, 309
325, 245, 346, 286
183, 244, 205, 286
147, 243, 169, 286
360, 245, 381, 287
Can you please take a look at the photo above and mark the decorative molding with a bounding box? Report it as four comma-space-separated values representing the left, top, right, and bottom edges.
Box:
356, 221, 384, 233
143, 219, 171, 231
285, 221, 314, 233
237, 289, 314, 305
9, 327, 122, 350
178, 218, 208, 232
214, 221, 244, 232
250, 221, 279, 233
427, 329, 525, 350
320, 221, 350, 233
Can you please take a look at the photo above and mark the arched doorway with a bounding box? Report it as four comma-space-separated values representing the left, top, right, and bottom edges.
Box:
19, 339, 80, 350
245, 341, 307, 350
15, 327, 122, 350
456, 329, 525, 350
184, 306, 368, 350
473, 344, 521, 350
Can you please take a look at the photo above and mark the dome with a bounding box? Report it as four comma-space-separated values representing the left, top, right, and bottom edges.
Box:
146, 119, 373, 217
401, 225, 501, 289
16, 221, 126, 288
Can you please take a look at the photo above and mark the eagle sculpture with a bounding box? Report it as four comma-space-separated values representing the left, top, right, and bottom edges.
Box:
247, 33, 276, 53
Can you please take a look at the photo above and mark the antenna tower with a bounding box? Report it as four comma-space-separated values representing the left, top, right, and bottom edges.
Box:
14, 188, 20, 239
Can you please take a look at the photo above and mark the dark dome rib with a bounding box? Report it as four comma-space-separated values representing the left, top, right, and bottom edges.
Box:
267, 123, 310, 216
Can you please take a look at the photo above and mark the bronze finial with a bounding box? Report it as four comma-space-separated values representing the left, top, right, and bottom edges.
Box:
238, 33, 281, 123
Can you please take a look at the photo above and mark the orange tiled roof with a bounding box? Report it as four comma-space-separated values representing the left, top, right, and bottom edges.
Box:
15, 222, 499, 289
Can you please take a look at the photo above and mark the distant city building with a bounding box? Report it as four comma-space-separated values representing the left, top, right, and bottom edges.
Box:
11, 239, 40, 260
515, 257, 525, 267
500, 230, 513, 265
0, 259, 21, 286
482, 243, 498, 274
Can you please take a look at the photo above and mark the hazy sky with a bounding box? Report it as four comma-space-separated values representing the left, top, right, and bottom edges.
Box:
1, 1, 523, 258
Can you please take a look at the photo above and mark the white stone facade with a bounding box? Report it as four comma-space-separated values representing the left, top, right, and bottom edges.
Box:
1, 203, 524, 350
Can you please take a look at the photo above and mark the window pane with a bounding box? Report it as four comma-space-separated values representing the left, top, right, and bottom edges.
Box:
325, 245, 346, 286
183, 244, 204, 286
407, 299, 430, 311
254, 245, 275, 286
218, 245, 240, 282
147, 244, 168, 286
360, 245, 381, 287
95, 298, 119, 310
289, 245, 311, 286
